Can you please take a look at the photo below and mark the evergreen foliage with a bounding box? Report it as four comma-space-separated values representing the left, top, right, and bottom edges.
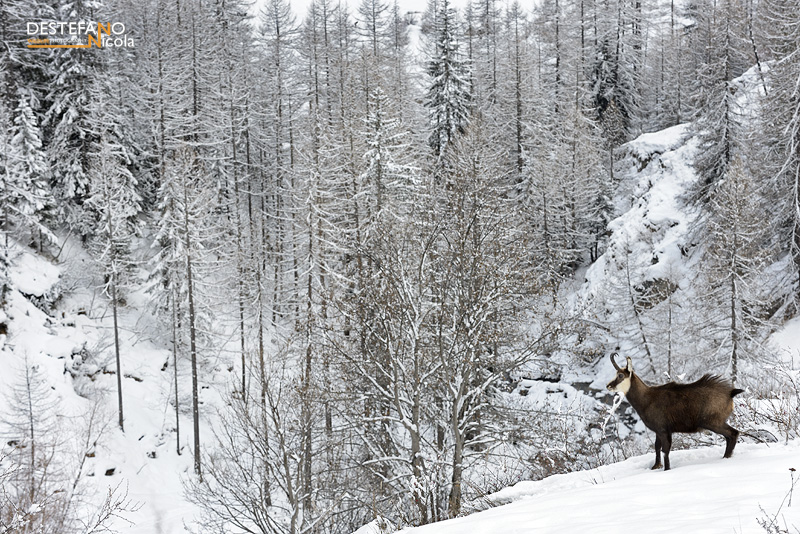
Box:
424, 0, 471, 170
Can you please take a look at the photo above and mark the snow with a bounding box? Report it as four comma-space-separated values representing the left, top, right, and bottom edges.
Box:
0, 239, 203, 533
4, 72, 800, 534
399, 441, 800, 534
354, 517, 395, 534
623, 123, 691, 162
8, 244, 60, 297
574, 121, 702, 370
771, 317, 800, 366
385, 83, 800, 534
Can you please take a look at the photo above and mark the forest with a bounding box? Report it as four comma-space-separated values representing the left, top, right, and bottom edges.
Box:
1, 0, 800, 531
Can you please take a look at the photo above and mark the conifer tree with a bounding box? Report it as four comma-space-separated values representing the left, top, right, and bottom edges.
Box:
700, 156, 773, 383
360, 87, 418, 222
586, 0, 646, 146
762, 0, 800, 308
152, 147, 218, 478
0, 358, 66, 534
501, 1, 530, 180
45, 1, 103, 230
85, 136, 141, 431
425, 0, 471, 171
691, 0, 750, 202
258, 0, 299, 324
4, 87, 52, 245
589, 33, 636, 148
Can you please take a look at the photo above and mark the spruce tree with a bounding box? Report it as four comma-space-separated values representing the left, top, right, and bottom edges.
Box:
424, 0, 471, 171
5, 87, 52, 245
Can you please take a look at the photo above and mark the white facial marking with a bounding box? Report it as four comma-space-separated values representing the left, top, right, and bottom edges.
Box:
610, 374, 631, 395
616, 375, 631, 395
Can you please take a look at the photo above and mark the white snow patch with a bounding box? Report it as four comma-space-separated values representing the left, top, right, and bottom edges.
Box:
620, 123, 691, 164
354, 517, 395, 534
8, 245, 60, 297
0, 234, 207, 533
400, 441, 800, 534
770, 316, 800, 366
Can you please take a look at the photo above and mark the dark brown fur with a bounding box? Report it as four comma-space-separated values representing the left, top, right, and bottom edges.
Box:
607, 354, 744, 471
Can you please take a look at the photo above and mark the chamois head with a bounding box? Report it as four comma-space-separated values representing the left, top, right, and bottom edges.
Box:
606, 353, 633, 395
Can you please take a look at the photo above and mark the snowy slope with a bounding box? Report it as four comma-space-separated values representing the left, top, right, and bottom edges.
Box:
0, 239, 205, 533
388, 71, 800, 534
570, 66, 791, 382
399, 441, 800, 534
573, 121, 702, 374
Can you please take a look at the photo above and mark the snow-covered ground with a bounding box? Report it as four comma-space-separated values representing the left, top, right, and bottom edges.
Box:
399, 441, 800, 534
0, 239, 204, 533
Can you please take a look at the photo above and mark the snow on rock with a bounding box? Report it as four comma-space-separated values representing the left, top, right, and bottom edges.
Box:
619, 123, 692, 168
577, 122, 701, 363
400, 441, 800, 534
8, 244, 60, 297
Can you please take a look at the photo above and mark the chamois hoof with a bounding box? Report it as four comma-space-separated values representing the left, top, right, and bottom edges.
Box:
651, 463, 662, 470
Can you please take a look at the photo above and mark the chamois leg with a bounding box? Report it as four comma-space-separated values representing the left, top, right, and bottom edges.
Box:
661, 432, 673, 471
705, 423, 740, 458
723, 425, 740, 458
651, 434, 663, 470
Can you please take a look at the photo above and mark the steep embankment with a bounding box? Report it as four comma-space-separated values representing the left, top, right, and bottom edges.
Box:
0, 240, 202, 533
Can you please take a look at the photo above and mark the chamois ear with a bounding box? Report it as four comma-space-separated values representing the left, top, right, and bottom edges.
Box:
626, 356, 633, 373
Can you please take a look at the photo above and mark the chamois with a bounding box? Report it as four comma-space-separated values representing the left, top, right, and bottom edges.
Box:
606, 354, 744, 471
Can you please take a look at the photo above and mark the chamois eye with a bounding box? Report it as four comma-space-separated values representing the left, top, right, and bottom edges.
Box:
618, 373, 624, 379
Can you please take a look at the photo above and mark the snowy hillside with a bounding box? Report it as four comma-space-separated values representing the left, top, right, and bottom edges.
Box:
570, 121, 702, 371
0, 240, 203, 533
4, 12, 800, 524
568, 70, 791, 385
6, 0, 800, 525
1, 115, 797, 534
397, 441, 800, 534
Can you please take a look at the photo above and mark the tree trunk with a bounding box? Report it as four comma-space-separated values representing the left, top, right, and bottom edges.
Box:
730, 274, 738, 385
183, 178, 201, 479
171, 288, 181, 455
111, 278, 123, 431
448, 418, 463, 518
